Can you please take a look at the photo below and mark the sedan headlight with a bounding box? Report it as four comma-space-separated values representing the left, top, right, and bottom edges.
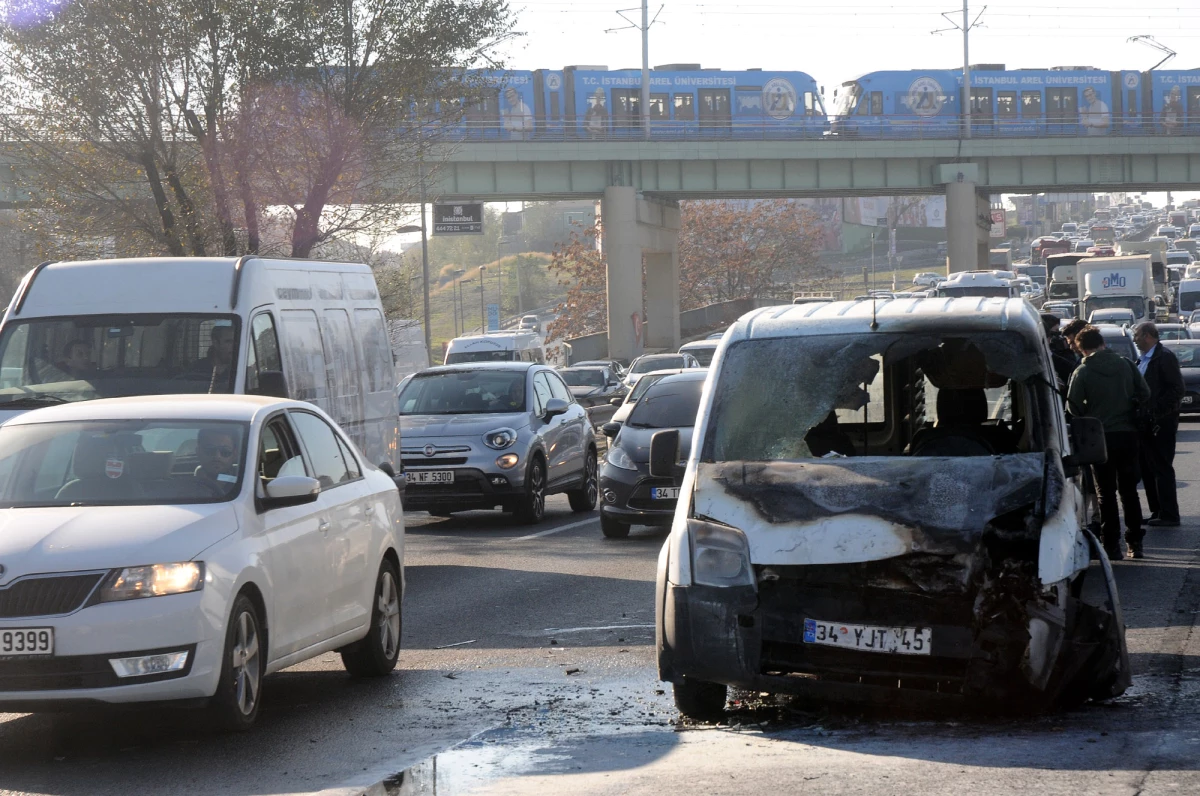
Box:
606, 444, 638, 471
99, 562, 205, 602
484, 428, 518, 450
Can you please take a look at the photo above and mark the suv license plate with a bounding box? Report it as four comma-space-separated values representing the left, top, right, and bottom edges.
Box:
0, 628, 54, 658
803, 618, 931, 656
406, 471, 454, 484
651, 487, 679, 500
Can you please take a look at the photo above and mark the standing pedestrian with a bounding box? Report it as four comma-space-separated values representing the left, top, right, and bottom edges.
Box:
1067, 326, 1151, 559
1133, 321, 1184, 528
1043, 313, 1076, 388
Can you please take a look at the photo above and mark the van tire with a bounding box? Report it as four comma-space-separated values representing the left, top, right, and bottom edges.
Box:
567, 449, 598, 512
512, 457, 546, 525
673, 677, 727, 721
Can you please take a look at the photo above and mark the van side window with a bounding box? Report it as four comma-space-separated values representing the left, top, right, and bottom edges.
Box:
279, 310, 328, 405
246, 313, 285, 396
353, 308, 394, 393
320, 309, 361, 427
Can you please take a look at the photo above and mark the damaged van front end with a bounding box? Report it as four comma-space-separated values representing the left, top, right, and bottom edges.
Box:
655, 300, 1130, 719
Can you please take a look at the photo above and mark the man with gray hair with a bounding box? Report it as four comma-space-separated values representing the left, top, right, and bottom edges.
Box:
1133, 321, 1184, 528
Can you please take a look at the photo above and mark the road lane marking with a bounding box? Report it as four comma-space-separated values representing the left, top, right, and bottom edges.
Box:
511, 516, 599, 541
543, 624, 655, 633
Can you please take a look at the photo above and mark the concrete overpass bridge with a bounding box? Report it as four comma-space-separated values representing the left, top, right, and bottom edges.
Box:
6, 134, 1200, 359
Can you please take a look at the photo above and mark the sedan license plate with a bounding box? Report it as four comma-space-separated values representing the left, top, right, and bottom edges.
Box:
803, 618, 931, 656
405, 470, 454, 485
0, 627, 54, 658
650, 487, 679, 500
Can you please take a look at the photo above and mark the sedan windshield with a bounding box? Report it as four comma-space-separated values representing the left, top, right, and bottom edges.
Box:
0, 420, 248, 507
631, 355, 685, 374
627, 378, 704, 429
0, 315, 239, 406
560, 369, 606, 388
680, 346, 717, 366
399, 370, 526, 414
1165, 343, 1200, 367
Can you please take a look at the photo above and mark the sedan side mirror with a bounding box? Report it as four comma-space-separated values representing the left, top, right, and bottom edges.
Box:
609, 396, 623, 407
377, 461, 406, 495
543, 397, 569, 419
261, 475, 320, 510
649, 429, 684, 481
1064, 416, 1107, 476
601, 421, 621, 438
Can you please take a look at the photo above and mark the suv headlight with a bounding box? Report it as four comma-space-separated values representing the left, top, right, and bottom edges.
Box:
690, 521, 753, 588
99, 562, 205, 602
483, 428, 518, 450
606, 444, 637, 471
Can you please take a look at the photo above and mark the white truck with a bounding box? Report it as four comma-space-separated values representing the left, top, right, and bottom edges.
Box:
1117, 240, 1170, 308
1076, 255, 1154, 323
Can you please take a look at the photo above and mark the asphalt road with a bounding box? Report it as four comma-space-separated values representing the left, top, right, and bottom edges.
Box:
3, 426, 1200, 795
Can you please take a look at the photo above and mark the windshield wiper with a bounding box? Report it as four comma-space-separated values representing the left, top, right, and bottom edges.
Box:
0, 395, 71, 408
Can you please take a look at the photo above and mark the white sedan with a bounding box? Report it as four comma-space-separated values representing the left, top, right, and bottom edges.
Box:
912, 272, 945, 287
0, 395, 404, 729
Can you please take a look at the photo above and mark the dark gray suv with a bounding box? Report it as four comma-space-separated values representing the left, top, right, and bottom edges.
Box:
398, 363, 597, 524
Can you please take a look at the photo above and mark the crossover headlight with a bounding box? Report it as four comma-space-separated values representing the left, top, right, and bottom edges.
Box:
690, 520, 754, 588
606, 445, 637, 471
483, 428, 518, 450
99, 562, 205, 602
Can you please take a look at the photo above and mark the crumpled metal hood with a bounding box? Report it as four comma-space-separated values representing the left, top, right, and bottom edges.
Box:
693, 454, 1045, 566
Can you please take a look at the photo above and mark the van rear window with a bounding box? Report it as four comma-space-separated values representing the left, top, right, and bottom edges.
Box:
445, 350, 516, 364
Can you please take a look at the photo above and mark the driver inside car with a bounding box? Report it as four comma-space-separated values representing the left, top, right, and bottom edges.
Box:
195, 427, 240, 489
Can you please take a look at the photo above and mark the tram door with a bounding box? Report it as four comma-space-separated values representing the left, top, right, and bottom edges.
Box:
1046, 87, 1079, 136
699, 88, 732, 135
968, 88, 994, 136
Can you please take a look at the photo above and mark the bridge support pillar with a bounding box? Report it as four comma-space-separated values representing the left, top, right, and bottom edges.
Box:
601, 186, 681, 361
936, 163, 988, 272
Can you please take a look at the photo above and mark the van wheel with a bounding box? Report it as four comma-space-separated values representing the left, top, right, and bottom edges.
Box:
567, 450, 598, 512
673, 677, 727, 721
210, 595, 264, 731
601, 511, 629, 538
512, 457, 546, 525
341, 559, 402, 677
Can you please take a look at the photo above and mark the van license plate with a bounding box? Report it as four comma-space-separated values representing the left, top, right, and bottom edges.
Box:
803, 618, 931, 656
406, 471, 454, 484
650, 487, 679, 499
0, 628, 54, 658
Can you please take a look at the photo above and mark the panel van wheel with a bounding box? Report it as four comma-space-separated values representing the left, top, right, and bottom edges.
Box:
341, 559, 402, 677
567, 450, 598, 512
210, 594, 264, 731
512, 458, 546, 525
673, 677, 728, 722
600, 511, 630, 538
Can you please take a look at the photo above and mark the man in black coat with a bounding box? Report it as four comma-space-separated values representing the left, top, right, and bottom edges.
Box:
1133, 321, 1185, 527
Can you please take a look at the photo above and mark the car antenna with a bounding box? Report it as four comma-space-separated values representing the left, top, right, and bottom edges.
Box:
870, 294, 879, 331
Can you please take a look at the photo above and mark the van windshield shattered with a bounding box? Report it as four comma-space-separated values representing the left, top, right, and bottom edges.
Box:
0, 315, 240, 407
702, 331, 1044, 462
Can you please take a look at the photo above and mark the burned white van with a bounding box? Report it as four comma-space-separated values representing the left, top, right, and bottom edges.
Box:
652, 297, 1129, 719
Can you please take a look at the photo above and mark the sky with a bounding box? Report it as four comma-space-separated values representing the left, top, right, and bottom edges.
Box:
497, 0, 1200, 109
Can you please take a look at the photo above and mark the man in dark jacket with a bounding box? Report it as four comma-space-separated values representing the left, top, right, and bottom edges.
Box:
1042, 313, 1076, 388
1133, 321, 1185, 527
1068, 326, 1152, 559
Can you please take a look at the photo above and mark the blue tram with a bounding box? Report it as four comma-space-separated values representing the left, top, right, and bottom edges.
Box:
433, 67, 828, 141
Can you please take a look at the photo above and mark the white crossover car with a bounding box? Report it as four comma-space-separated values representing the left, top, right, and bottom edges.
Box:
0, 395, 405, 729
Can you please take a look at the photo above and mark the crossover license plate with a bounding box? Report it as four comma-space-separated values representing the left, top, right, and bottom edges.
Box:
0, 628, 54, 657
406, 470, 454, 484
803, 618, 931, 656
650, 487, 679, 499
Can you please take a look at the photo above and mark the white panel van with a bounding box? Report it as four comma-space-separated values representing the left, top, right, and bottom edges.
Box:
0, 257, 399, 470
444, 331, 546, 364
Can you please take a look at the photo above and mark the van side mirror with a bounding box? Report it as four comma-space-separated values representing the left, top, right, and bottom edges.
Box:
253, 370, 288, 398
1064, 416, 1107, 476
649, 429, 684, 481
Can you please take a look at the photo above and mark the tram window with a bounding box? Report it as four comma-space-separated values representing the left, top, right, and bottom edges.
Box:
1047, 87, 1078, 123
804, 92, 816, 116
869, 92, 883, 115
1128, 90, 1138, 121
649, 93, 669, 120
1020, 91, 1042, 119
1188, 87, 1200, 124
549, 92, 560, 120
736, 87, 762, 115
698, 89, 732, 124
969, 88, 993, 122
612, 89, 641, 129
674, 94, 695, 121
465, 89, 500, 129
997, 91, 1017, 119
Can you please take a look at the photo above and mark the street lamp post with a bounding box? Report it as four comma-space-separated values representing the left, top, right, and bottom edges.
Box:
452, 268, 466, 337
479, 266, 488, 331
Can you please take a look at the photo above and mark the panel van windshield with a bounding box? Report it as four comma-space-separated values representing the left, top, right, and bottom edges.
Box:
0, 314, 240, 405
444, 350, 515, 364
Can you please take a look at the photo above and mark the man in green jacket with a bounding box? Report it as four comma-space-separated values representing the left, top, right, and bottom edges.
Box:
1067, 326, 1152, 559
